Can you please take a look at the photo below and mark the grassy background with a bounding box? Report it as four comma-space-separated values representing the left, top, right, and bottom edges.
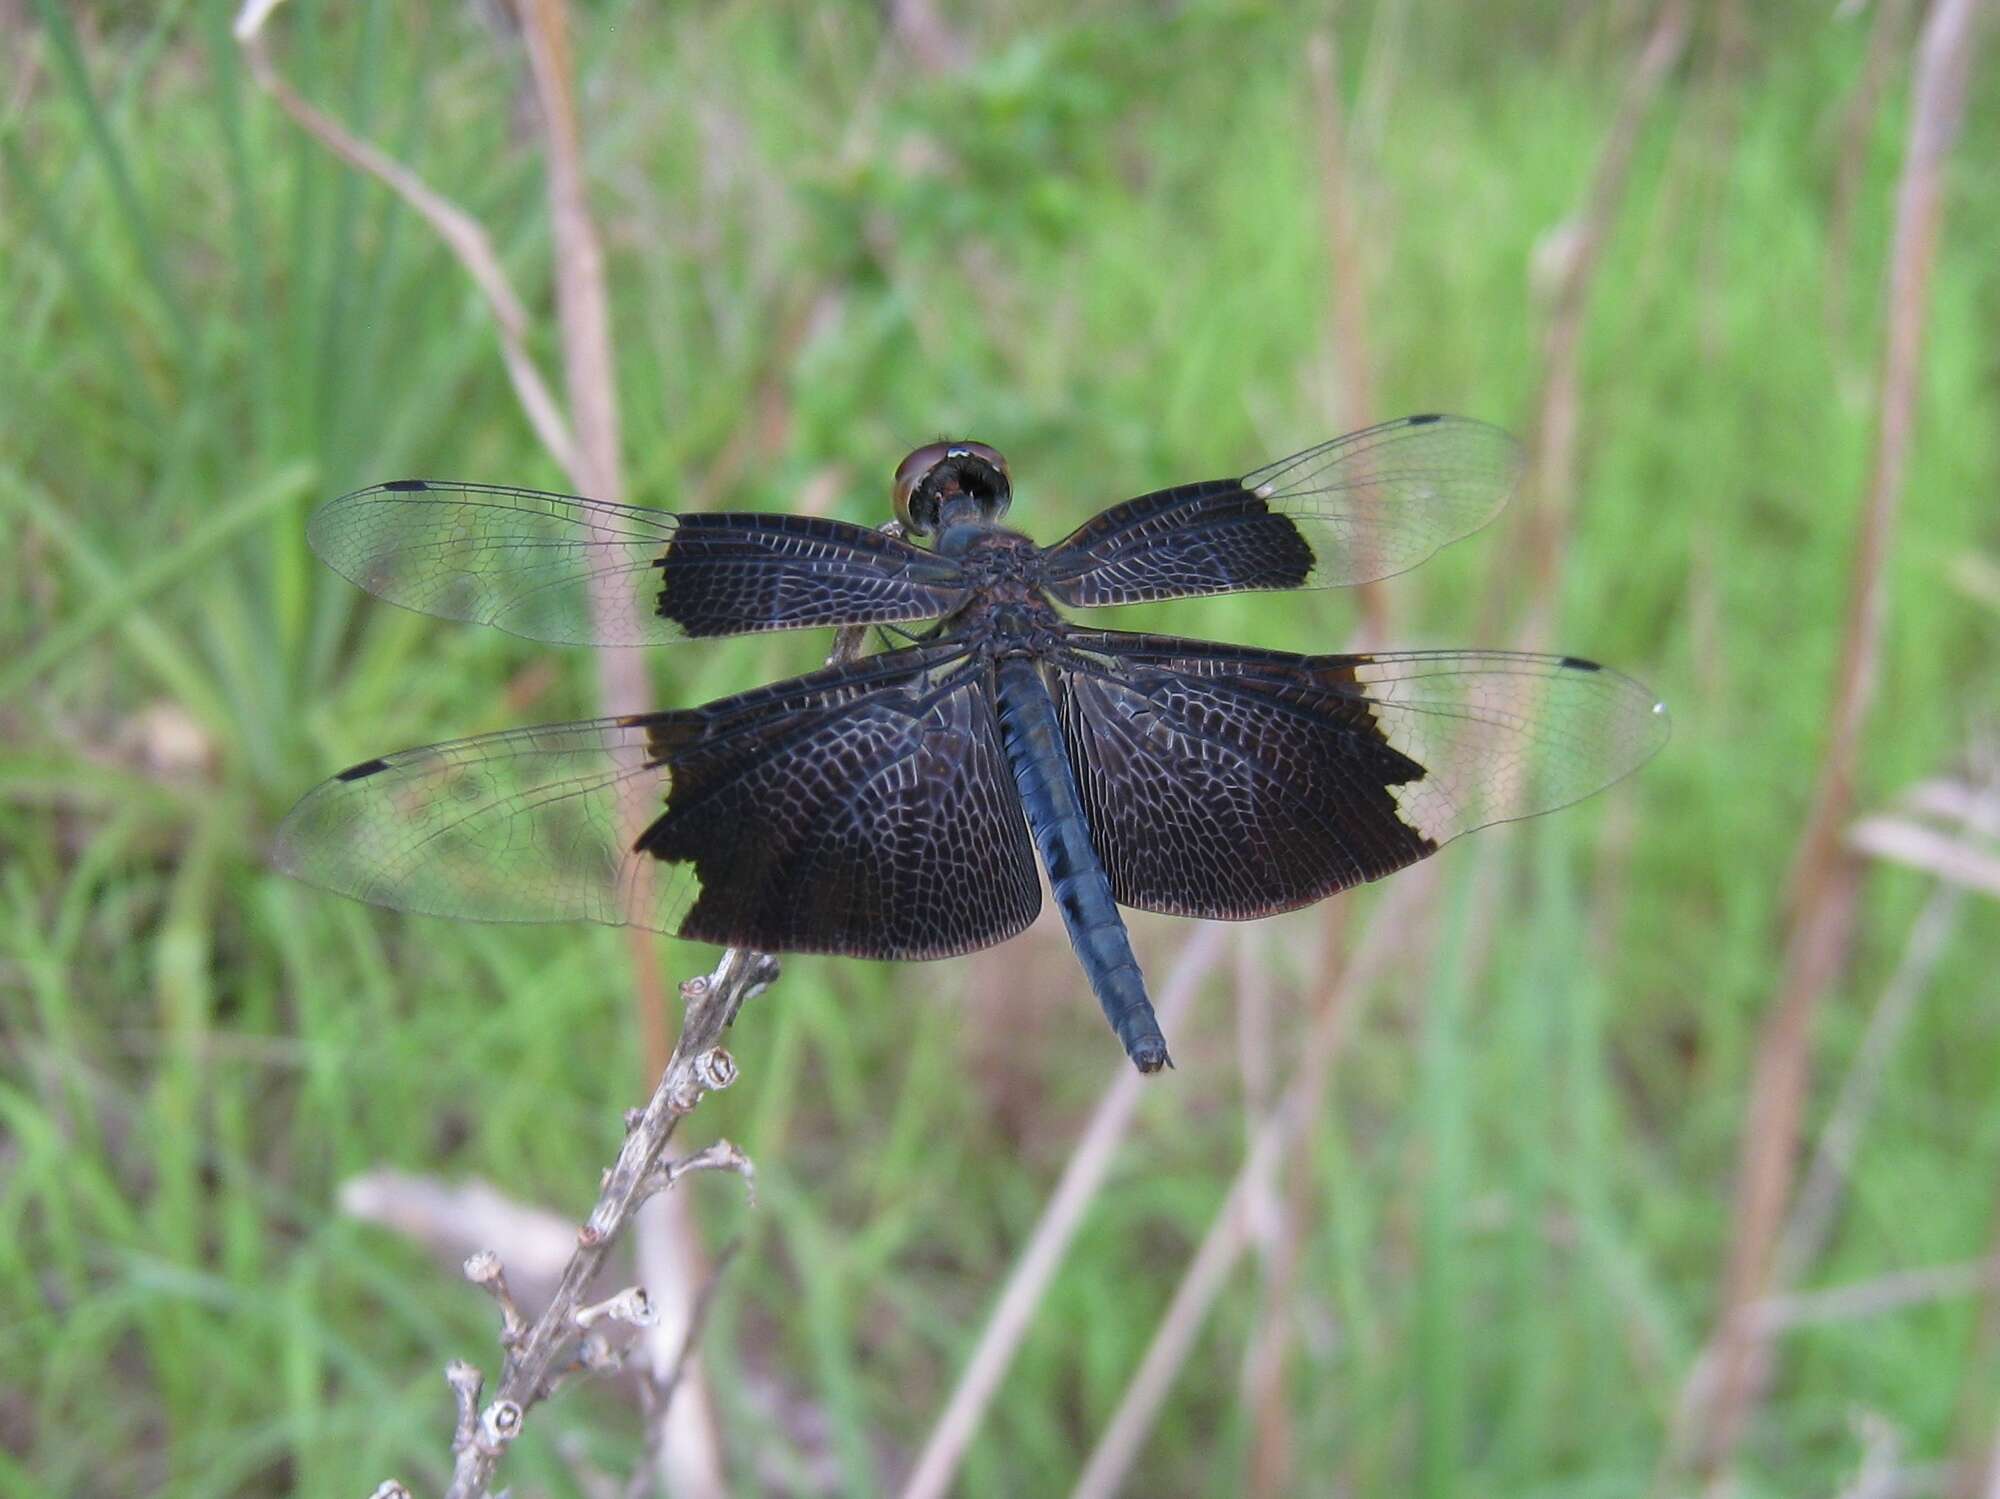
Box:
5, 1, 2000, 1495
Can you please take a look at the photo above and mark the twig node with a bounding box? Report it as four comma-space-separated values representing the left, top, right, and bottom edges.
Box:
462, 1249, 502, 1285
478, 1398, 524, 1450
693, 1047, 737, 1092
575, 1284, 657, 1330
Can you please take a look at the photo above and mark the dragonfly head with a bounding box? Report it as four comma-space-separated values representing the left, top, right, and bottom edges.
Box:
892, 440, 1011, 539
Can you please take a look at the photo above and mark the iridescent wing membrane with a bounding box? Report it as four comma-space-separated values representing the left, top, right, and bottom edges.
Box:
273, 644, 1043, 955
308, 480, 970, 644
1054, 634, 1669, 920
1041, 414, 1519, 607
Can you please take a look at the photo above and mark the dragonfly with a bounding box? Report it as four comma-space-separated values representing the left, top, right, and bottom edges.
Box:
274, 415, 1668, 1072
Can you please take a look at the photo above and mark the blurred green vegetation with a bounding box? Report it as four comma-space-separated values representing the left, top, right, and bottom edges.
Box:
4, 2, 1999, 1495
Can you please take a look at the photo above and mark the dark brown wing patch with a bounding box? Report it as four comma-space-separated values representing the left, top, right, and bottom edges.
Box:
1055, 633, 1669, 919
632, 649, 1041, 958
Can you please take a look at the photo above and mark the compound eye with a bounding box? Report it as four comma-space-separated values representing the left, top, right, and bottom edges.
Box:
892, 441, 952, 535
949, 441, 1012, 522
954, 441, 1010, 483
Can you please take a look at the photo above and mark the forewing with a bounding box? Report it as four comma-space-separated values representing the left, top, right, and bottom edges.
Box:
1055, 632, 1668, 919
272, 645, 1042, 957
1041, 415, 1520, 608
308, 481, 970, 645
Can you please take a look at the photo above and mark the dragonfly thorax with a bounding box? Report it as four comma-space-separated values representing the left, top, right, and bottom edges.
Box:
936, 532, 1069, 653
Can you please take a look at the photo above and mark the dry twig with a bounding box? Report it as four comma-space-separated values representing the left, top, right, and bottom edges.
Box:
627, 1239, 745, 1499
1074, 9, 1692, 1419
1067, 870, 1436, 1499
1093, 11, 1691, 1462
1233, 53, 1388, 1488
1508, 0, 1690, 645
1751, 1257, 2000, 1334
1951, 1195, 2000, 1499
1827, 0, 1920, 379
897, 924, 1230, 1499
1307, 30, 1386, 646
234, 2, 770, 1491
233, 0, 577, 476
1688, 0, 1988, 1477
1776, 881, 1965, 1279
339, 1172, 583, 1298
426, 949, 771, 1499
1774, 760, 1997, 1279
1234, 922, 1301, 1499
511, 2, 738, 1487
1848, 814, 2000, 898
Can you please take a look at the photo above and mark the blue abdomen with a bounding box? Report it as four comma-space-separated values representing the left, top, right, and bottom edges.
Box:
993, 657, 1169, 1072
